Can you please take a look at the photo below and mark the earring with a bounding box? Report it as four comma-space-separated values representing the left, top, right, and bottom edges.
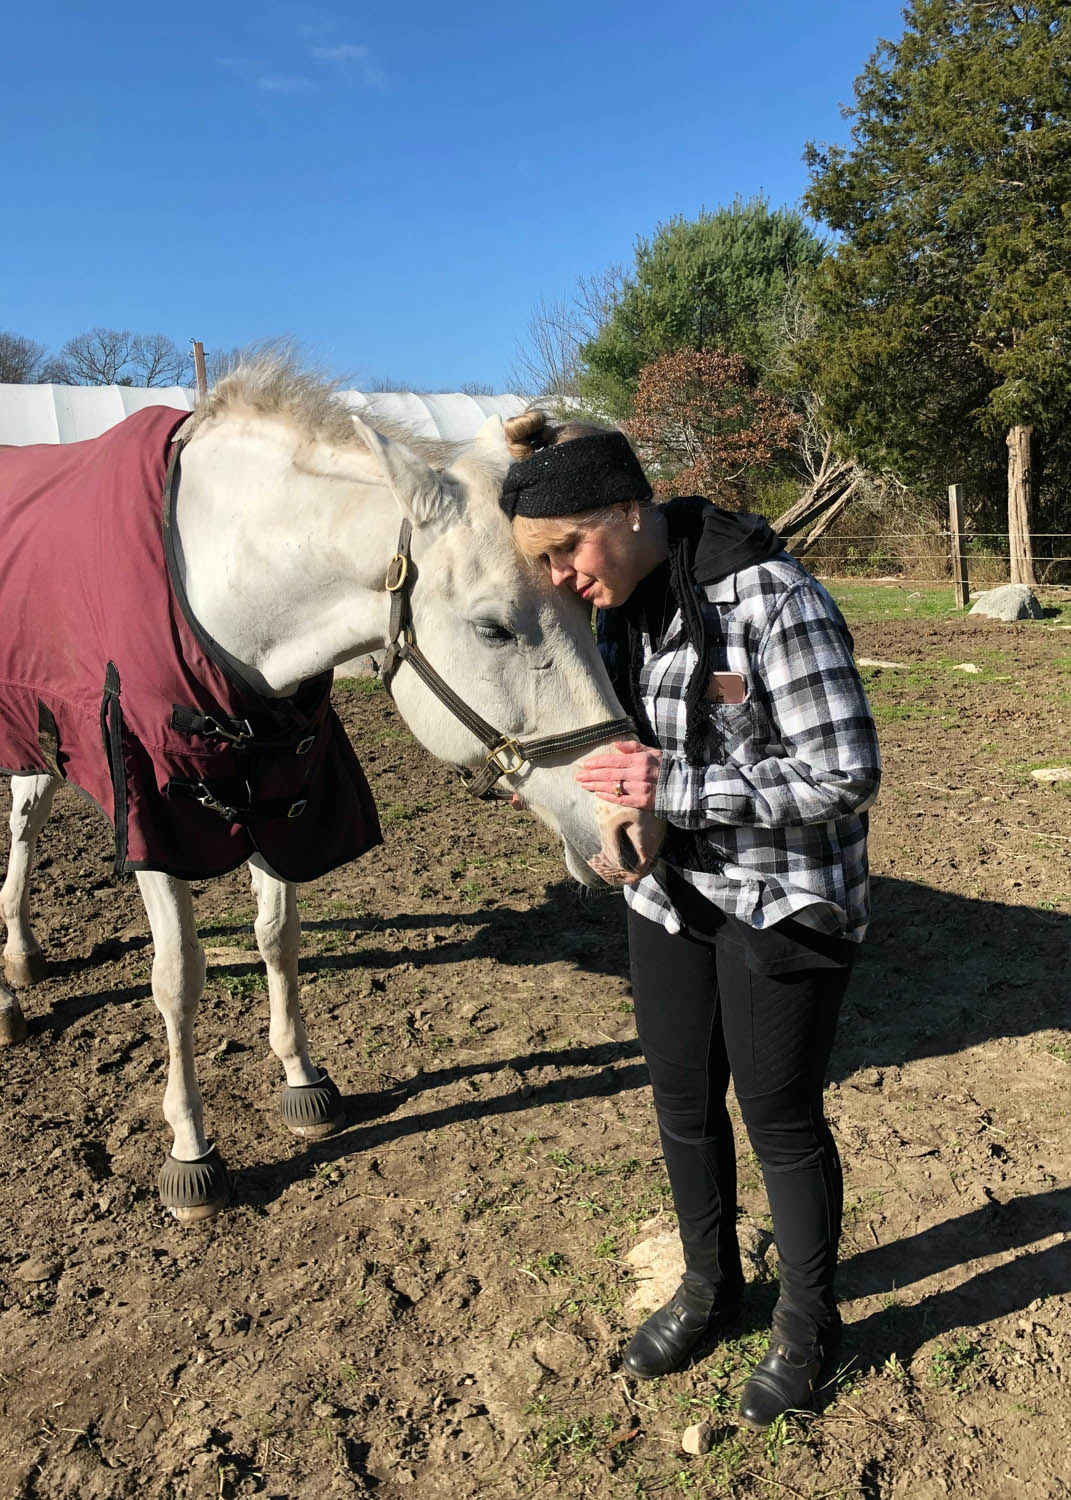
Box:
631, 518, 641, 532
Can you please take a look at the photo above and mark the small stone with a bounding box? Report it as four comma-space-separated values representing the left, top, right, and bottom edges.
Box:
953, 663, 982, 673
1031, 767, 1071, 782
12, 1257, 60, 1283
682, 1419, 714, 1455
623, 1229, 684, 1316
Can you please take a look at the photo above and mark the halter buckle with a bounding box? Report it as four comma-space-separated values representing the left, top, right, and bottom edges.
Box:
385, 553, 409, 592
488, 737, 526, 776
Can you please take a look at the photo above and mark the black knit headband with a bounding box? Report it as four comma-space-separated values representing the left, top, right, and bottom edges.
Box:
500, 431, 653, 521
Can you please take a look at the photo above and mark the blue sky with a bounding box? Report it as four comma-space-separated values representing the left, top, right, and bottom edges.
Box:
2, 1, 908, 392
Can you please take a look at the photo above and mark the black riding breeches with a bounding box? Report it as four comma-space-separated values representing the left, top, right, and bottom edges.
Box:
627, 903, 850, 1343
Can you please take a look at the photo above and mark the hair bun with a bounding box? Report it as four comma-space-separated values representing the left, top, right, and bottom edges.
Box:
504, 409, 554, 460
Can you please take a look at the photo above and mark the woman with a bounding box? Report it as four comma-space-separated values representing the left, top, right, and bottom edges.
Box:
499, 412, 881, 1430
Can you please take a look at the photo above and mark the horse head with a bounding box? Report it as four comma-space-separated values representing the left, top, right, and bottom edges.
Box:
353, 413, 665, 887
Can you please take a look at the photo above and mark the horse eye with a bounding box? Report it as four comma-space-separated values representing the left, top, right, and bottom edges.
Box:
473, 620, 515, 645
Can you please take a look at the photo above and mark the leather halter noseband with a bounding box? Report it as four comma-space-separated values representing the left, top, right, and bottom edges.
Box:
378, 518, 635, 799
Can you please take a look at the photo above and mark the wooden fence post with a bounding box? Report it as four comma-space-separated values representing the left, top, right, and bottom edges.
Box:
948, 483, 969, 609
1006, 424, 1038, 586
192, 340, 208, 401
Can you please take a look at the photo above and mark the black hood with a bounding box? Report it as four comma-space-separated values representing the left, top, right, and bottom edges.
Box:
662, 496, 785, 586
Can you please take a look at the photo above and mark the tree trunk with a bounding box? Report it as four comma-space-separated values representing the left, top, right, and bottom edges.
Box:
772, 461, 856, 541
1006, 424, 1037, 586
791, 482, 859, 557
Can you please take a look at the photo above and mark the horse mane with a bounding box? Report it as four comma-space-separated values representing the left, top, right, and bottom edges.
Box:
186, 346, 462, 470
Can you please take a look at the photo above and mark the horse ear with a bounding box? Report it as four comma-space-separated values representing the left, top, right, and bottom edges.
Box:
351, 414, 444, 527
471, 412, 508, 461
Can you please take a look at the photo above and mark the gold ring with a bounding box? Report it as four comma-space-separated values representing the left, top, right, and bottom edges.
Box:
614, 779, 625, 797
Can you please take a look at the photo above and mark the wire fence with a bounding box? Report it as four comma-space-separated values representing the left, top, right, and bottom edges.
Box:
801, 530, 1071, 583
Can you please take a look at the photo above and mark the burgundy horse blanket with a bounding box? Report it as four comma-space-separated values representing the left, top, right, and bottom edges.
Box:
0, 406, 381, 880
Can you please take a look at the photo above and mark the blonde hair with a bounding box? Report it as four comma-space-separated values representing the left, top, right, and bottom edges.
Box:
504, 409, 645, 564
503, 408, 609, 459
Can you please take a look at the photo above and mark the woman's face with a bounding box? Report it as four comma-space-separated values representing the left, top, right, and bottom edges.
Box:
543, 510, 646, 608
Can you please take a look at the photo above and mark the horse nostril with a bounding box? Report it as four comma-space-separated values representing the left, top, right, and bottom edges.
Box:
616, 826, 640, 873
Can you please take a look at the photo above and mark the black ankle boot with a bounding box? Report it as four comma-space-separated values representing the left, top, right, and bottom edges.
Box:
737, 1327, 840, 1430
623, 1273, 744, 1380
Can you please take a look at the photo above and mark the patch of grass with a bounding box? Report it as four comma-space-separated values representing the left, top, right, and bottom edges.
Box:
361, 1022, 391, 1058
522, 1250, 569, 1282
831, 580, 1071, 626
379, 800, 430, 824
763, 1411, 802, 1466
929, 1333, 984, 1394
844, 1188, 885, 1223
870, 702, 942, 723
1006, 755, 1071, 795
828, 583, 964, 623
332, 674, 382, 699
214, 971, 266, 999
525, 1410, 611, 1477
860, 664, 940, 695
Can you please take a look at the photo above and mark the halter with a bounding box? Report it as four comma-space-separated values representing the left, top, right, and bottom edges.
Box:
378, 518, 635, 799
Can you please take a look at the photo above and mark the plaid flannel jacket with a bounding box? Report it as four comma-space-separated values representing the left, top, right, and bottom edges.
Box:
616, 555, 881, 941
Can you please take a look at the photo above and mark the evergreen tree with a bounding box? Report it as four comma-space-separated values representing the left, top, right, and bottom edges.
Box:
800, 0, 1071, 547
578, 197, 825, 418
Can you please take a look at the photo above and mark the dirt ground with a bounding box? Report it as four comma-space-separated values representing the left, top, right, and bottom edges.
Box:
0, 609, 1069, 1500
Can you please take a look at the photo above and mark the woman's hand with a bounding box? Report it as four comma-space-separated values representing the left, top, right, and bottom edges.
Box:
575, 739, 663, 811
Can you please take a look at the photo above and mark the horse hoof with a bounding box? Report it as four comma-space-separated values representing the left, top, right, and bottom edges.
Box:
0, 996, 27, 1046
280, 1069, 345, 1139
159, 1145, 231, 1223
3, 951, 47, 988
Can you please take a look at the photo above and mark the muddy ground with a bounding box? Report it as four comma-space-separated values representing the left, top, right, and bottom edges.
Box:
0, 605, 1069, 1500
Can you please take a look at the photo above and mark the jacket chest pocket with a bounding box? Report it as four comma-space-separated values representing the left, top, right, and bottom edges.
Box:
701, 673, 756, 759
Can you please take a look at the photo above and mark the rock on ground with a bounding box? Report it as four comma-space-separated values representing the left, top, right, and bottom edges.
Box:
968, 585, 1044, 621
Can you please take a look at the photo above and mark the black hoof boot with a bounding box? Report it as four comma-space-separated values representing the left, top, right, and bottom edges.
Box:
737, 1332, 838, 1430
623, 1273, 744, 1380
280, 1068, 345, 1139
159, 1145, 231, 1224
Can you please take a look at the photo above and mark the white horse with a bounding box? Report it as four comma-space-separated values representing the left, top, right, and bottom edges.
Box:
0, 358, 663, 1221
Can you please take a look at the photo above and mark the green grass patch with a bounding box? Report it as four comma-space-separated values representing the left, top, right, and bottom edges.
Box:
214, 971, 266, 999
830, 581, 1071, 626
1007, 754, 1071, 785
828, 582, 964, 623
870, 703, 942, 723
379, 800, 431, 824
928, 1333, 985, 1394
331, 674, 383, 699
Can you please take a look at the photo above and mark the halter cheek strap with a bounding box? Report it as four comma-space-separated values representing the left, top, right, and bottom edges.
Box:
379, 519, 635, 799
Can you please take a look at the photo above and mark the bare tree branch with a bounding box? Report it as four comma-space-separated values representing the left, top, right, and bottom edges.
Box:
40, 327, 191, 386
0, 332, 46, 383
507, 265, 626, 406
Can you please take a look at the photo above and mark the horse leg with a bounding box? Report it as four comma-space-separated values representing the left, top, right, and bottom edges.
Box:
249, 855, 345, 1140
136, 869, 230, 1222
1, 772, 58, 997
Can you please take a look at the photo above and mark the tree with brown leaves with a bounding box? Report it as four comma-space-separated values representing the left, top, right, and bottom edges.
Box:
629, 348, 800, 504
